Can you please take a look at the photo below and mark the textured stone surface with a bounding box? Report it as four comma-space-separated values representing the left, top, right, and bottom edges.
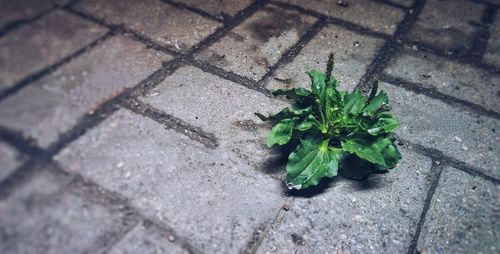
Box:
55, 109, 285, 253
0, 35, 170, 148
197, 4, 316, 80
109, 220, 188, 254
171, 0, 253, 18
75, 0, 221, 52
141, 66, 289, 170
484, 11, 500, 67
381, 83, 500, 178
385, 50, 500, 113
276, 0, 405, 35
417, 167, 500, 253
0, 167, 133, 254
408, 0, 484, 52
0, 10, 107, 93
257, 148, 433, 253
0, 0, 53, 29
0, 141, 25, 182
266, 24, 384, 92
387, 0, 414, 7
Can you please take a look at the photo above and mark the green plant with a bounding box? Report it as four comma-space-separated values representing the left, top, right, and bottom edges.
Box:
256, 53, 401, 190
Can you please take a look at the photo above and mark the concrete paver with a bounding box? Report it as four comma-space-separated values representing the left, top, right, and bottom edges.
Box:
75, 0, 222, 52
171, 0, 253, 18
0, 141, 25, 182
0, 35, 171, 148
0, 0, 52, 29
484, 11, 500, 67
197, 4, 316, 80
0, 10, 107, 93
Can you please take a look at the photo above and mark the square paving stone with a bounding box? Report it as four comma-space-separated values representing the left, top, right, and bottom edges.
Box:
0, 167, 134, 254
75, 0, 221, 52
0, 0, 53, 29
0, 34, 171, 149
257, 148, 433, 253
484, 11, 500, 67
407, 0, 485, 52
141, 65, 289, 171
266, 23, 385, 92
0, 10, 108, 94
381, 83, 500, 179
109, 220, 188, 254
276, 0, 406, 35
417, 167, 500, 253
197, 4, 316, 81
384, 50, 500, 113
55, 109, 285, 254
0, 141, 25, 182
171, 0, 253, 18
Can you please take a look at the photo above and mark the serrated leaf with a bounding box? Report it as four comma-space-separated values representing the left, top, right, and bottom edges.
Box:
341, 136, 401, 168
286, 137, 346, 189
267, 118, 297, 147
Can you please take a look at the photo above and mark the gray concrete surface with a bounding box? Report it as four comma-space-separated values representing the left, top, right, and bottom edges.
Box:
0, 0, 498, 253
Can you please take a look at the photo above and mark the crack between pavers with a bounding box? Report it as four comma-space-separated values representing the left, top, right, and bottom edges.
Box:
406, 161, 444, 254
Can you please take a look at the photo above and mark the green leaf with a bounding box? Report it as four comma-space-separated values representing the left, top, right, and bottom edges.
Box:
343, 90, 366, 116
296, 115, 320, 131
272, 88, 312, 102
341, 136, 401, 168
286, 137, 346, 189
367, 112, 400, 135
307, 70, 326, 96
255, 106, 311, 123
267, 118, 296, 147
363, 91, 388, 116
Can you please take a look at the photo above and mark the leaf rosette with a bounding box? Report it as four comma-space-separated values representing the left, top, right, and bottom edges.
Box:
256, 53, 402, 190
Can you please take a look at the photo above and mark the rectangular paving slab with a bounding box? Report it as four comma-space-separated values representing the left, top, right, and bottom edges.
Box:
257, 148, 433, 253
384, 50, 500, 113
0, 141, 25, 182
407, 0, 485, 52
417, 167, 500, 253
0, 10, 108, 94
171, 0, 253, 19
276, 0, 405, 35
0, 0, 53, 29
266, 23, 385, 92
0, 166, 134, 253
140, 65, 289, 172
75, 0, 221, 52
196, 4, 316, 81
0, 34, 171, 149
381, 83, 500, 178
109, 220, 188, 254
54, 108, 285, 254
484, 11, 500, 67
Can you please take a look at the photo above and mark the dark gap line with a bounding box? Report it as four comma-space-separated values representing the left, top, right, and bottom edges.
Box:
371, 0, 411, 10
470, 5, 497, 59
407, 162, 444, 254
0, 159, 41, 200
355, 0, 426, 91
0, 7, 56, 37
122, 98, 219, 149
0, 127, 47, 159
0, 29, 116, 102
380, 74, 500, 120
470, 0, 500, 7
160, 0, 224, 22
398, 137, 500, 184
258, 17, 328, 86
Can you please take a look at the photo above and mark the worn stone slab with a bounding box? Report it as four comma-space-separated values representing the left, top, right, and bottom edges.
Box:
276, 0, 405, 35
408, 0, 485, 52
484, 11, 500, 67
75, 0, 221, 52
0, 141, 25, 182
381, 83, 500, 178
55, 109, 285, 253
0, 0, 53, 29
257, 148, 433, 253
0, 10, 107, 94
171, 0, 253, 18
197, 4, 316, 80
141, 66, 289, 171
387, 0, 414, 7
0, 167, 133, 253
109, 220, 188, 254
0, 35, 171, 149
266, 24, 385, 92
385, 50, 500, 113
417, 167, 500, 253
